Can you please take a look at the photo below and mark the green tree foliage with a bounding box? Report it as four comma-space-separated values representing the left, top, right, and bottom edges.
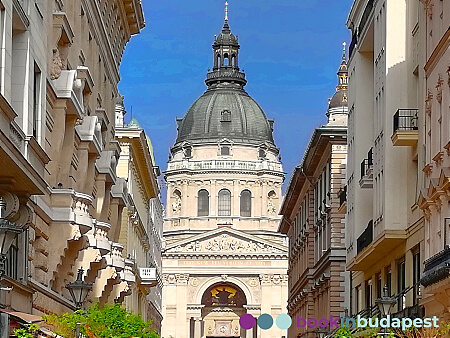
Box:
42, 303, 159, 338
13, 323, 39, 338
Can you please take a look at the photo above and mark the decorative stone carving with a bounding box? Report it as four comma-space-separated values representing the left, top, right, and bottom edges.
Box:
425, 90, 433, 116
175, 273, 189, 285
436, 74, 443, 103
51, 48, 64, 80
249, 278, 259, 287
169, 234, 284, 254
162, 274, 176, 285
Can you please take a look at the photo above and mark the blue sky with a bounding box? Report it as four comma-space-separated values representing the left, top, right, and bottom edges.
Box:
118, 0, 353, 193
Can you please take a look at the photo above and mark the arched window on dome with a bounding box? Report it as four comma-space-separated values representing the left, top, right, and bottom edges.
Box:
218, 189, 231, 216
231, 54, 236, 68
198, 189, 209, 216
223, 53, 229, 66
221, 110, 231, 122
216, 54, 221, 68
240, 190, 251, 217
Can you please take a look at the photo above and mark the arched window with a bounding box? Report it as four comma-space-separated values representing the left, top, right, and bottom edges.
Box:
218, 189, 231, 216
216, 54, 221, 67
221, 110, 231, 122
240, 190, 251, 217
198, 189, 209, 216
223, 53, 229, 66
231, 54, 236, 67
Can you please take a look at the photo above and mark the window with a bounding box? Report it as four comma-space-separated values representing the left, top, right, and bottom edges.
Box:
386, 267, 392, 296
33, 63, 41, 139
240, 190, 251, 217
5, 237, 18, 280
365, 279, 372, 310
223, 53, 229, 66
397, 259, 406, 310
355, 284, 362, 313
376, 272, 382, 299
220, 146, 230, 156
218, 189, 231, 216
413, 250, 420, 305
197, 189, 209, 216
258, 148, 266, 159
184, 146, 192, 158
221, 110, 231, 122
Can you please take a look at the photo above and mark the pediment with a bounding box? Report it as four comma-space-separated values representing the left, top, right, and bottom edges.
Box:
164, 227, 288, 255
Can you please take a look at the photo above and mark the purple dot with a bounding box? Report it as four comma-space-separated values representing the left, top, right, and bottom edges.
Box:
239, 314, 255, 330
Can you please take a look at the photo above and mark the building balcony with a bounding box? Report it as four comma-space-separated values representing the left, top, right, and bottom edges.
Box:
205, 69, 247, 86
167, 159, 283, 173
392, 304, 424, 320
421, 246, 450, 287
359, 148, 373, 188
391, 109, 418, 146
358, 0, 375, 38
138, 267, 158, 287
338, 186, 347, 214
348, 228, 407, 271
357, 220, 373, 254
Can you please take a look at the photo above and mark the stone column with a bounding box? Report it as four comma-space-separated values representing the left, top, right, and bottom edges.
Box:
194, 318, 202, 338
244, 305, 261, 338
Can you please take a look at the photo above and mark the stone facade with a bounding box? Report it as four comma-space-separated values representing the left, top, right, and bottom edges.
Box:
115, 107, 164, 334
161, 11, 288, 338
416, 0, 450, 321
0, 0, 161, 332
345, 0, 441, 324
279, 50, 349, 338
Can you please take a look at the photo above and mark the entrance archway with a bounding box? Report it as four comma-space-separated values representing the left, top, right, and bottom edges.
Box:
201, 282, 247, 338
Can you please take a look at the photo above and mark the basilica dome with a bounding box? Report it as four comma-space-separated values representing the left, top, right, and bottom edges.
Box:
173, 21, 276, 148
175, 86, 275, 146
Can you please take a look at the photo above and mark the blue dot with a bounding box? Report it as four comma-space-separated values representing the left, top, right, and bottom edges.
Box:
257, 314, 273, 330
276, 314, 292, 330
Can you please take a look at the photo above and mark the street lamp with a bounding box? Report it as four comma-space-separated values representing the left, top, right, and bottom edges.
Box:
315, 327, 327, 338
0, 197, 26, 277
66, 268, 92, 310
375, 286, 396, 336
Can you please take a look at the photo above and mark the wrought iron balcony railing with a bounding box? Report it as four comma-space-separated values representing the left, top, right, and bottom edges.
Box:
421, 245, 450, 287
393, 109, 418, 132
338, 186, 347, 208
360, 148, 373, 180
357, 220, 373, 254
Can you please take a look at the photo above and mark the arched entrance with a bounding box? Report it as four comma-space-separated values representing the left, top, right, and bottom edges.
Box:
201, 282, 247, 338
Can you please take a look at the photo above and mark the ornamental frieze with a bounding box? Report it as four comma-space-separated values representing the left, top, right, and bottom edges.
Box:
167, 234, 284, 254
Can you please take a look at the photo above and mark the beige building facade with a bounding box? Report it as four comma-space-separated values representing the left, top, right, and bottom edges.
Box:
279, 49, 349, 338
161, 13, 288, 338
0, 0, 163, 334
416, 0, 450, 321
345, 0, 430, 322
115, 104, 164, 333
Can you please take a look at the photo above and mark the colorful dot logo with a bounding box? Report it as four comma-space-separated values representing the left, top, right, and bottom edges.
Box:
239, 314, 292, 330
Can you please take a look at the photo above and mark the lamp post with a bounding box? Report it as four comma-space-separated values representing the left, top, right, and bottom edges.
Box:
375, 286, 396, 337
66, 268, 92, 338
315, 327, 327, 338
66, 268, 92, 310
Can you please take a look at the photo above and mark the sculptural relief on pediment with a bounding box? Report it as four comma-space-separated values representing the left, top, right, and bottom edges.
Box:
167, 234, 285, 254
